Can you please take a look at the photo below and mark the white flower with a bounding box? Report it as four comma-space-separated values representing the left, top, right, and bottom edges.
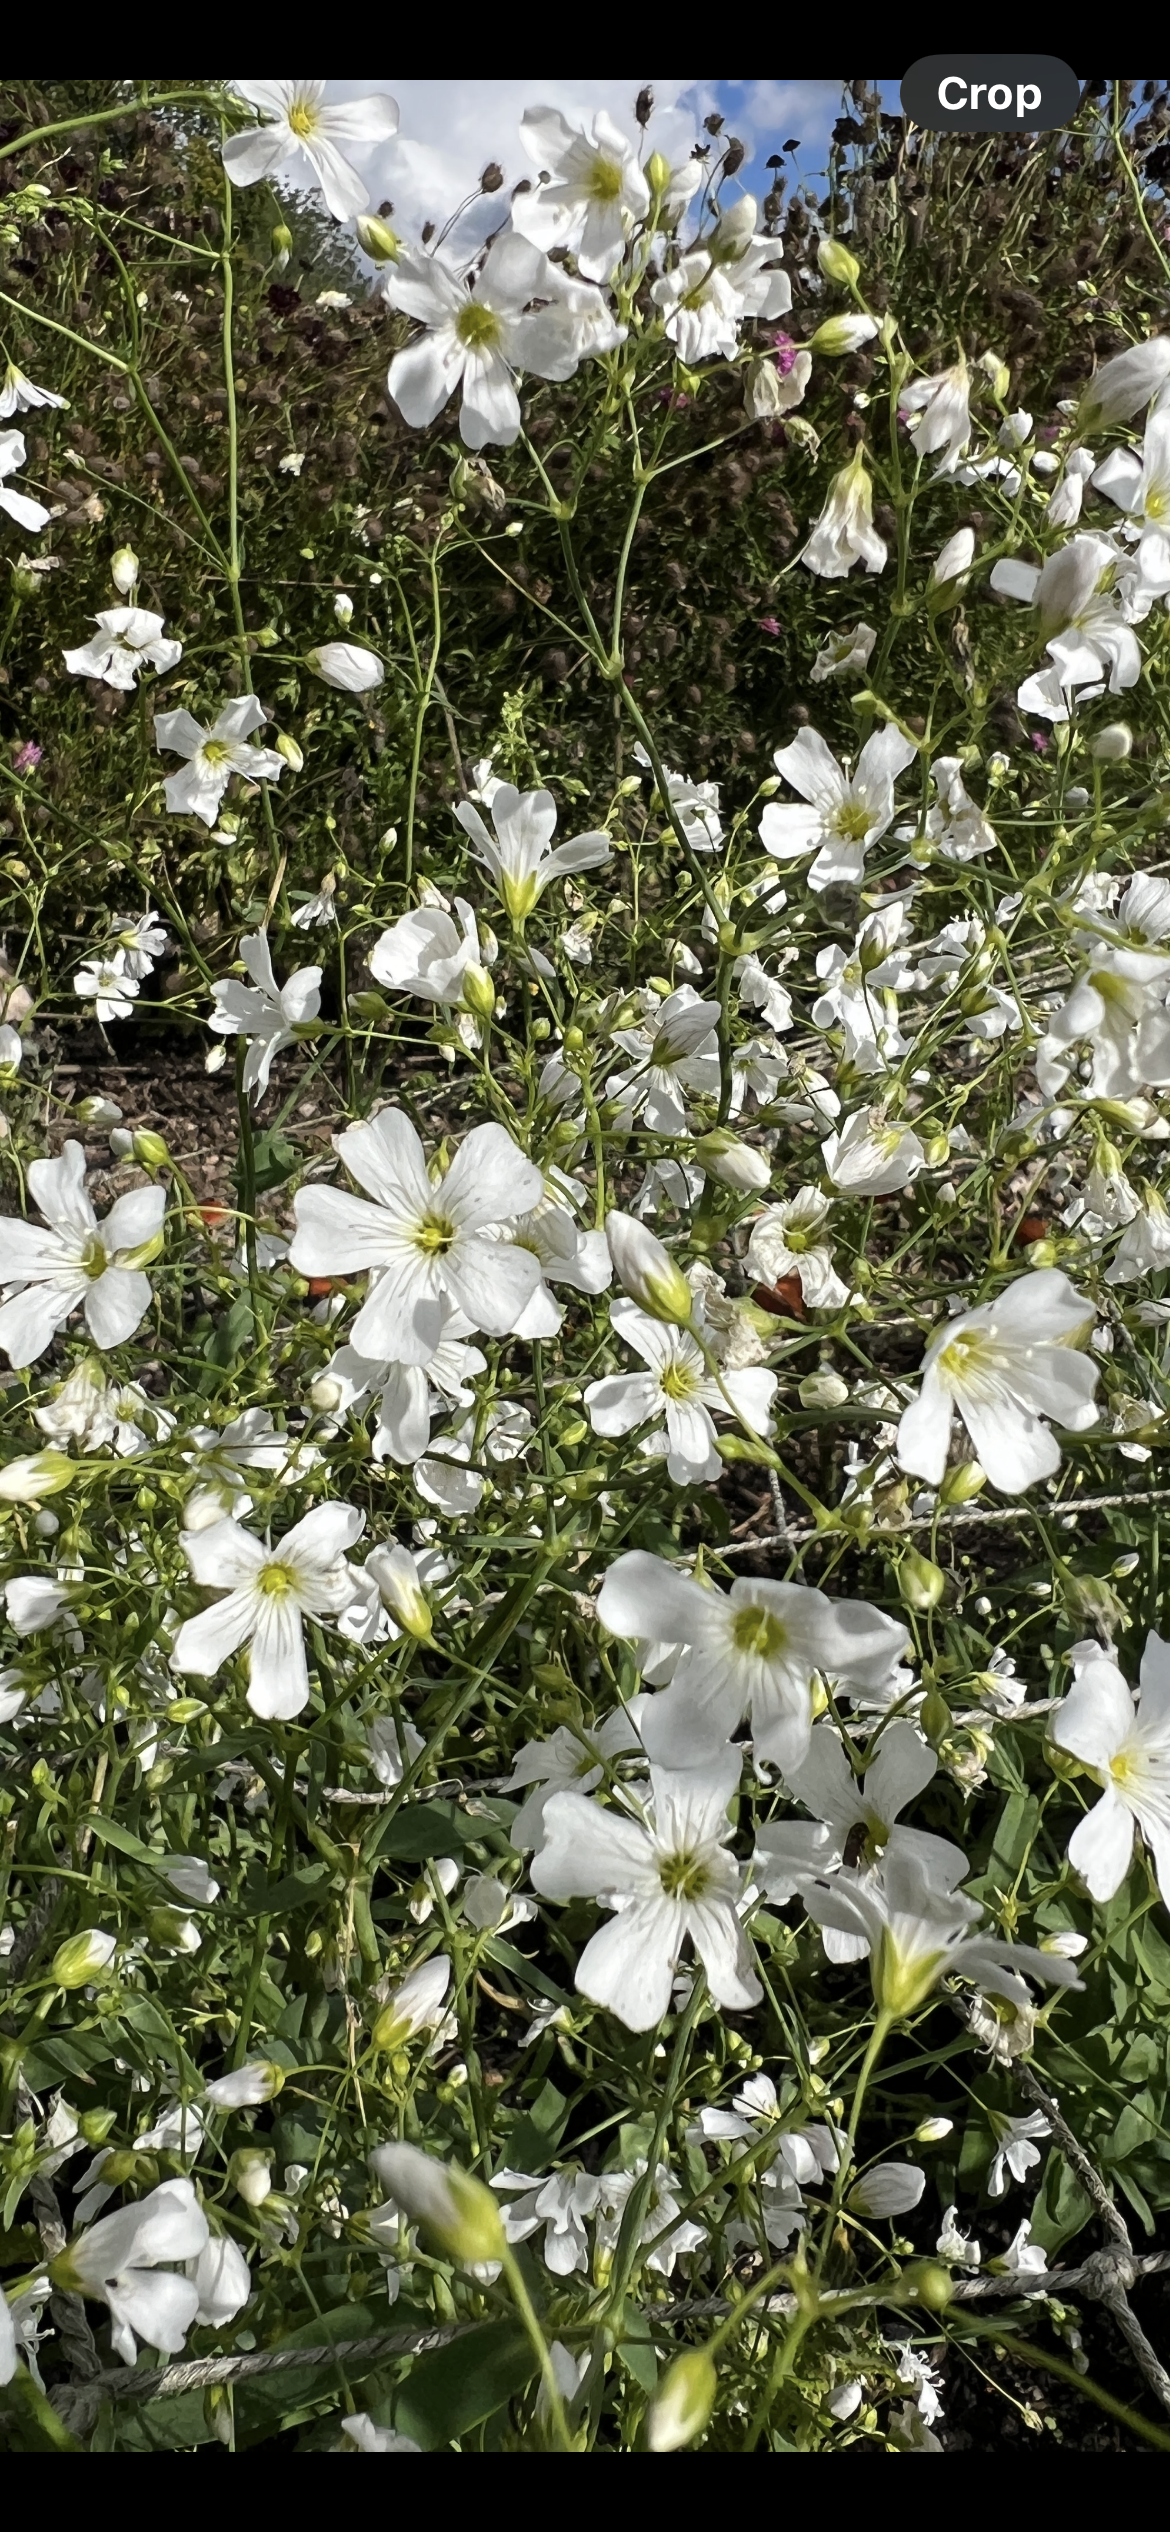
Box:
849, 2163, 925, 2218
290, 1109, 544, 1363
0, 1141, 165, 1368
0, 362, 66, 418
223, 82, 399, 222
597, 1550, 908, 1773
374, 1955, 452, 2048
369, 898, 494, 1004
208, 931, 322, 1099
762, 723, 917, 892
171, 1502, 367, 1720
453, 782, 610, 922
899, 355, 972, 475
342, 2415, 420, 2453
747, 1189, 849, 1310
802, 451, 887, 579
594, 2162, 706, 2272
187, 2232, 252, 2326
754, 1720, 964, 1960
291, 883, 337, 930
1081, 336, 1170, 425
154, 696, 285, 828
110, 909, 167, 978
914, 756, 997, 862
491, 2166, 602, 2275
1106, 1184, 1170, 1283
204, 2060, 284, 2109
1092, 405, 1170, 589
990, 535, 1148, 720
803, 1845, 1082, 2019
896, 1268, 1099, 1495
496, 1191, 613, 1339
651, 197, 791, 363
634, 749, 724, 854
530, 1749, 761, 2032
504, 1703, 649, 1850
73, 951, 139, 1023
323, 1309, 486, 1468
812, 906, 919, 1074
734, 953, 792, 1036
1002, 2219, 1047, 2276
585, 1299, 775, 1487
385, 233, 610, 452
0, 430, 49, 534
306, 641, 384, 692
1050, 1631, 1170, 1906
811, 622, 877, 683
62, 2177, 208, 2367
514, 105, 650, 279
822, 1110, 926, 1195
987, 2110, 1050, 2198
606, 985, 720, 1135
930, 526, 975, 586
63, 608, 181, 691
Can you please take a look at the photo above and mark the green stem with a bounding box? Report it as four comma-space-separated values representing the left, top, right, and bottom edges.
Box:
500, 2244, 573, 2452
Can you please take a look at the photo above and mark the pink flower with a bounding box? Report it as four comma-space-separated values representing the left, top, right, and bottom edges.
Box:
1030, 731, 1050, 755
758, 616, 781, 636
11, 742, 41, 775
770, 330, 798, 378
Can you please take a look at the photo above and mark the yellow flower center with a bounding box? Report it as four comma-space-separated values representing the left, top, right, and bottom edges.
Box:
80, 1234, 107, 1282
659, 1847, 711, 1900
257, 1562, 297, 1599
938, 1326, 999, 1386
288, 101, 319, 141
732, 1604, 787, 1661
1147, 487, 1167, 521
413, 1212, 456, 1255
456, 301, 501, 351
832, 800, 873, 843
202, 739, 231, 766
1110, 1747, 1141, 1791
587, 155, 624, 203
660, 1360, 700, 1402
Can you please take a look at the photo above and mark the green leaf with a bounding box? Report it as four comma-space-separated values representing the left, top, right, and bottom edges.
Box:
395, 2321, 534, 2451
84, 1816, 155, 1864
203, 1296, 255, 1372
369, 1801, 474, 1865
250, 1128, 300, 1193
245, 1861, 332, 1915
501, 2077, 568, 2176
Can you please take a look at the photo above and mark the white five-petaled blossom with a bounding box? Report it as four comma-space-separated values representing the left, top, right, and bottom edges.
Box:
0, 429, 49, 534
208, 931, 322, 1099
822, 1109, 926, 1195
514, 105, 650, 279
802, 450, 887, 579
491, 2165, 603, 2276
606, 985, 720, 1135
1081, 335, 1170, 426
803, 1844, 1083, 2020
290, 1108, 544, 1364
63, 608, 182, 691
223, 82, 399, 222
369, 898, 495, 1005
504, 1701, 650, 1850
585, 1298, 776, 1488
0, 362, 66, 418
322, 1305, 486, 1467
385, 233, 616, 453
596, 1549, 909, 1773
899, 355, 972, 475
747, 1189, 850, 1311
753, 1719, 967, 1960
73, 952, 139, 1023
896, 1268, 1099, 1496
990, 535, 1150, 722
529, 1748, 762, 2032
1050, 1631, 1170, 1906
0, 1141, 165, 1368
988, 2110, 1050, 2198
762, 723, 917, 893
1092, 404, 1170, 589
453, 782, 611, 923
60, 2177, 209, 2366
154, 697, 285, 828
171, 1502, 367, 1720
650, 196, 791, 364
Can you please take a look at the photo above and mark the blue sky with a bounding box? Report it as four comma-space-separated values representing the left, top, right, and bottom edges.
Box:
319, 78, 876, 244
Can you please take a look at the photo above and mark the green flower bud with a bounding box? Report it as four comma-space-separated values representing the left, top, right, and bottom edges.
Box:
693, 1129, 770, 1192
715, 1433, 782, 1468
646, 152, 672, 197
111, 546, 139, 596
817, 237, 860, 288
939, 1459, 986, 1505
898, 1548, 946, 1611
370, 2141, 505, 2267
356, 214, 400, 263
461, 963, 498, 1021
131, 1129, 170, 1169
272, 223, 293, 255
52, 1928, 117, 1989
646, 2347, 717, 2451
0, 1450, 74, 1504
605, 1211, 693, 1326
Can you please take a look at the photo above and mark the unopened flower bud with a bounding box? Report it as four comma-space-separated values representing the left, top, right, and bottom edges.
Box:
901, 2260, 954, 2311
0, 1450, 74, 1504
646, 2347, 717, 2451
52, 1928, 116, 1989
817, 237, 860, 288
808, 313, 878, 356
646, 152, 672, 197
939, 1459, 986, 1505
275, 731, 304, 772
306, 642, 384, 694
310, 1375, 344, 1412
369, 2141, 505, 2266
605, 1211, 693, 1326
356, 214, 400, 263
131, 1129, 170, 1168
914, 2116, 954, 2143
228, 2148, 273, 2208
111, 545, 139, 595
205, 2059, 285, 2110
371, 1955, 451, 2053
797, 1371, 849, 1409
461, 963, 497, 1022
1089, 723, 1132, 761
271, 223, 293, 259
333, 591, 354, 628
929, 527, 975, 590
898, 1547, 946, 1611
693, 1129, 770, 1192
977, 350, 1012, 399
